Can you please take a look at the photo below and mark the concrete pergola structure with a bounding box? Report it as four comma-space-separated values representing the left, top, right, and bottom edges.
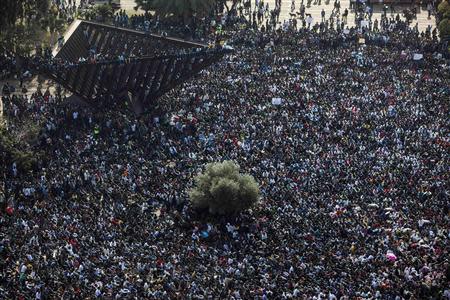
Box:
49, 20, 232, 114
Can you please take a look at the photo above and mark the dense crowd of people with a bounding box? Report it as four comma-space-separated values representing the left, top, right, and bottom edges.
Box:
0, 51, 16, 81
110, 0, 441, 43
1, 1, 449, 299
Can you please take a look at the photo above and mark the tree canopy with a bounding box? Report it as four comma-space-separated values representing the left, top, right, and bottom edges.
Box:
0, 129, 38, 173
0, 0, 50, 30
0, 0, 59, 53
153, 0, 216, 18
189, 161, 260, 215
94, 4, 115, 22
438, 0, 450, 39
133, 0, 216, 22
134, 0, 156, 14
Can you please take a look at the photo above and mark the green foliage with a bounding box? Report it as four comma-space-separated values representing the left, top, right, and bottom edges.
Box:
128, 0, 217, 23
0, 129, 38, 173
40, 13, 66, 33
438, 1, 450, 38
0, 0, 24, 29
0, 0, 57, 53
438, 18, 450, 38
189, 161, 259, 215
78, 8, 96, 21
32, 0, 51, 20
93, 4, 114, 22
0, 24, 39, 55
438, 0, 450, 16
134, 0, 156, 13
152, 0, 216, 21
0, 0, 51, 29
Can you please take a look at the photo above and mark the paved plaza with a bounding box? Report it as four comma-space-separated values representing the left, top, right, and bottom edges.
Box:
259, 0, 435, 31
119, 0, 435, 32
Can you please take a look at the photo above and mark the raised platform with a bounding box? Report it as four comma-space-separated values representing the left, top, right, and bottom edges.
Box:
47, 20, 232, 115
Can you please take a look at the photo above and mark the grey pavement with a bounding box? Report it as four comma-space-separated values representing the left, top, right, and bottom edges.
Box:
119, 0, 435, 32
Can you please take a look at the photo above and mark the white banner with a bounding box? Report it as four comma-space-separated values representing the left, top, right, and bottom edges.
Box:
413, 53, 423, 61
271, 98, 282, 105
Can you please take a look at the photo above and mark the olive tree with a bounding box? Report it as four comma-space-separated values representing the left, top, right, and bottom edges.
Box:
189, 161, 259, 215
